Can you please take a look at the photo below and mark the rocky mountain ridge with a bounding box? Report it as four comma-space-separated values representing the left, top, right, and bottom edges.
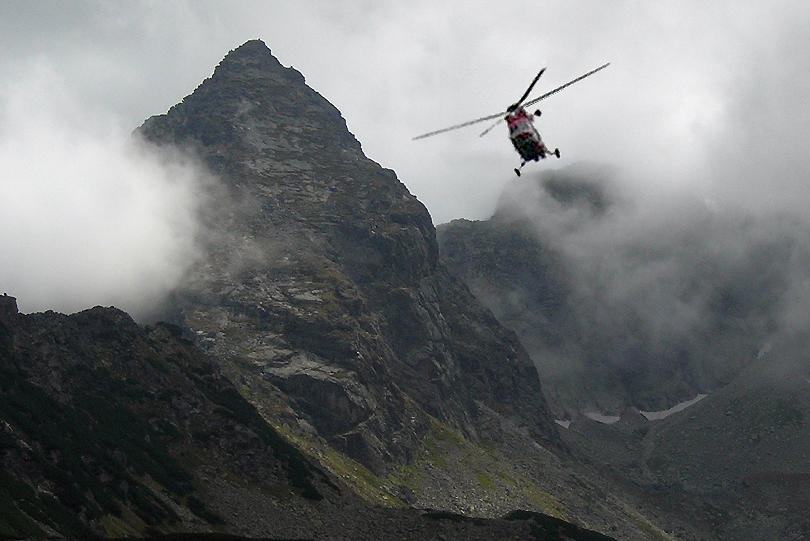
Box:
0, 294, 338, 539
438, 164, 794, 417
0, 39, 731, 540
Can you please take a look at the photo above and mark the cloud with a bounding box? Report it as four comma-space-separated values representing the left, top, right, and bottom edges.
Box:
1, 0, 809, 318
0, 62, 210, 320
493, 162, 810, 409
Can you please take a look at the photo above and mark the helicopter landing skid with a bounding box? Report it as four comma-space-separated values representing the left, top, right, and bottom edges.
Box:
515, 147, 561, 175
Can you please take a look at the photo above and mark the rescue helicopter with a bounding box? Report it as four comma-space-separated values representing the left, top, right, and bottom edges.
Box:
413, 63, 610, 176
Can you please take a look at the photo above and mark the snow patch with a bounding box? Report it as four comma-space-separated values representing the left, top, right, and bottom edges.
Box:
757, 342, 772, 359
555, 419, 571, 429
639, 394, 708, 421
583, 412, 621, 424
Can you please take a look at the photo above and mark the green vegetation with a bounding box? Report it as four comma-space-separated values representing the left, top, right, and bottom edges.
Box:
475, 471, 496, 490
192, 377, 332, 501
270, 422, 402, 507
427, 416, 468, 449
0, 353, 244, 538
0, 365, 193, 534
0, 451, 101, 539
385, 416, 567, 520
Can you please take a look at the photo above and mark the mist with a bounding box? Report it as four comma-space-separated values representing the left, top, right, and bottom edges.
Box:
0, 63, 210, 320
492, 162, 810, 410
2, 0, 809, 329
2, 1, 808, 226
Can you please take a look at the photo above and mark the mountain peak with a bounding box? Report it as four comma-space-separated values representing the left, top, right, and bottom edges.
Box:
212, 39, 306, 86
137, 42, 560, 474
138, 39, 361, 167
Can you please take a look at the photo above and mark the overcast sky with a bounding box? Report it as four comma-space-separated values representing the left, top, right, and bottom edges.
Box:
2, 0, 809, 316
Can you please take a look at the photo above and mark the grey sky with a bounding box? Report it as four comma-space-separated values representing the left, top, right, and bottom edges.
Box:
1, 0, 809, 315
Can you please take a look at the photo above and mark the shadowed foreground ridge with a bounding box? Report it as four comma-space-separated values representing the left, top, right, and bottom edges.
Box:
0, 294, 620, 540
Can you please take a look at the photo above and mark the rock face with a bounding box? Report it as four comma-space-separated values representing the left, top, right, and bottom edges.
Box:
138, 40, 559, 474
554, 341, 810, 541
437, 163, 810, 539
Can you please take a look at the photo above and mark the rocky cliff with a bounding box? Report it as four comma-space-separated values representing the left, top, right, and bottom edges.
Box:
0, 294, 338, 538
133, 41, 682, 539
137, 39, 559, 474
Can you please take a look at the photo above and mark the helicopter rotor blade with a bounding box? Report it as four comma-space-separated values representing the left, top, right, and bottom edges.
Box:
479, 118, 503, 137
413, 63, 609, 141
412, 110, 507, 140
510, 67, 546, 110
522, 62, 610, 109
482, 66, 544, 137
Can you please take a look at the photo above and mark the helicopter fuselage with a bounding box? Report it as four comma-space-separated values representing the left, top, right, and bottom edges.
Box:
505, 107, 548, 162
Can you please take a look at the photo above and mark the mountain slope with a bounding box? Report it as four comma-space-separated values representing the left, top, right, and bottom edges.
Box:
644, 350, 810, 540
438, 164, 791, 417
437, 163, 810, 539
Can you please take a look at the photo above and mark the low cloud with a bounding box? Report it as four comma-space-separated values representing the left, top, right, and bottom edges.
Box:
0, 63, 211, 320
493, 162, 810, 409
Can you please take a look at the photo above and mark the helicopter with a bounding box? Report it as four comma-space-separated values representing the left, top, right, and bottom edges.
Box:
413, 63, 610, 176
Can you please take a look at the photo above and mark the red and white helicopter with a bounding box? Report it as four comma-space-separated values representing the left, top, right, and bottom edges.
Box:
413, 63, 610, 176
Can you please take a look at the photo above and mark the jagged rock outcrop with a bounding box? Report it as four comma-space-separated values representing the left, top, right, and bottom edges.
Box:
137, 40, 559, 474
